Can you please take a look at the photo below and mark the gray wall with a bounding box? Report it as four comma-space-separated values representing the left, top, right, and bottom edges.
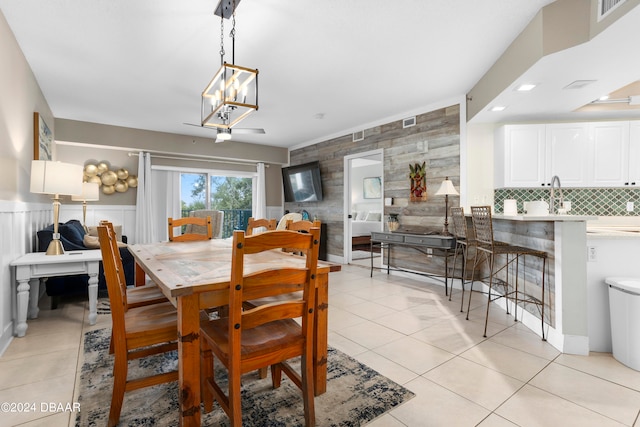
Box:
287, 104, 461, 266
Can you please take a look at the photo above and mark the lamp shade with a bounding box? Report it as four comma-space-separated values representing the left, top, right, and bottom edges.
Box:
435, 177, 459, 196
72, 182, 100, 202
30, 160, 83, 196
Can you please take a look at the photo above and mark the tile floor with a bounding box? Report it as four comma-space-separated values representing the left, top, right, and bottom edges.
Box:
1, 263, 640, 426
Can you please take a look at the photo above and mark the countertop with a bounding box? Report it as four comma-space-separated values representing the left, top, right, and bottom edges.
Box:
491, 214, 597, 221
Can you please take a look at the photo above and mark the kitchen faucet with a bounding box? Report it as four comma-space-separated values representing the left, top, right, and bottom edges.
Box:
549, 175, 564, 214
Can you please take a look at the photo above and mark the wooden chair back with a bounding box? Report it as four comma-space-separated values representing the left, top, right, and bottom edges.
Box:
168, 216, 212, 241
246, 217, 277, 235
285, 219, 321, 232
200, 228, 320, 426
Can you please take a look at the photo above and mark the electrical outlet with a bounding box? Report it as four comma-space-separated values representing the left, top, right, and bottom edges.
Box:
426, 248, 433, 258
627, 202, 634, 212
587, 246, 597, 262
563, 201, 571, 211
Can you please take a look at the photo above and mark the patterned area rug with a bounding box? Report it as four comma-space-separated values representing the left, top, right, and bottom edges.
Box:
75, 328, 414, 426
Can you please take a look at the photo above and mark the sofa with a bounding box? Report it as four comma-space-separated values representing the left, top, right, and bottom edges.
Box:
37, 219, 134, 308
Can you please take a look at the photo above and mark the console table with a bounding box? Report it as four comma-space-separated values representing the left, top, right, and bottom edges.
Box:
370, 230, 456, 294
10, 250, 102, 337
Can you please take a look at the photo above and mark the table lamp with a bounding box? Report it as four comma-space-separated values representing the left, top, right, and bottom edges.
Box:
72, 182, 100, 232
435, 177, 459, 235
30, 160, 84, 255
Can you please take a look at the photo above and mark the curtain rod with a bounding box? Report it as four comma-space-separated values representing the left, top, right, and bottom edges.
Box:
127, 152, 269, 167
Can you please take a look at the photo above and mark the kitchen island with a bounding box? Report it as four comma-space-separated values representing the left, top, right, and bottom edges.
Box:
486, 214, 596, 355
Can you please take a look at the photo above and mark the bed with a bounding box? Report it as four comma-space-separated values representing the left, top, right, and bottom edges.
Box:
351, 211, 383, 251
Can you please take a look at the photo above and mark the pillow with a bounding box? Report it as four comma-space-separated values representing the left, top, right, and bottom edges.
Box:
87, 225, 123, 242
356, 211, 368, 221
365, 212, 382, 222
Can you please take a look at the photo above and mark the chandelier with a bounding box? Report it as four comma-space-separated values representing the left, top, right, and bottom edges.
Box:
201, 0, 258, 131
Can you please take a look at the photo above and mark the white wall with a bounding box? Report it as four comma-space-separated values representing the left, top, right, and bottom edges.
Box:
465, 123, 496, 209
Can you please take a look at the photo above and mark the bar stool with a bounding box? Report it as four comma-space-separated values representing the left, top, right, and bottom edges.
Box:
450, 207, 476, 312
466, 206, 548, 340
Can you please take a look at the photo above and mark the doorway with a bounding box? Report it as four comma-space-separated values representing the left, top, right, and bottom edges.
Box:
343, 149, 384, 264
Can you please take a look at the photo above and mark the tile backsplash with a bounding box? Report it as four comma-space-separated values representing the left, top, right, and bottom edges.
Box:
494, 188, 640, 216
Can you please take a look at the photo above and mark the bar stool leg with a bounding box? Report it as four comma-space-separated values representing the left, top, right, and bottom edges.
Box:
483, 251, 496, 338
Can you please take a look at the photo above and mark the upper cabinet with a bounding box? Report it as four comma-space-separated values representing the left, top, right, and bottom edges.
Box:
496, 121, 640, 188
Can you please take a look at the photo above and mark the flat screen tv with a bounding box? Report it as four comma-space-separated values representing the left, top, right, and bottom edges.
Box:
282, 161, 323, 202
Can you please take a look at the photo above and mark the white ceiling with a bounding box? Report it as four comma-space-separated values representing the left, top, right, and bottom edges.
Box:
1, 0, 638, 149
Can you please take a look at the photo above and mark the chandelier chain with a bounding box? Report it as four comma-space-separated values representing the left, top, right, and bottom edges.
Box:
219, 13, 225, 64
230, 0, 236, 63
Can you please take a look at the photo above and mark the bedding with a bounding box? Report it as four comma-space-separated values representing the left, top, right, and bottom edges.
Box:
352, 219, 382, 236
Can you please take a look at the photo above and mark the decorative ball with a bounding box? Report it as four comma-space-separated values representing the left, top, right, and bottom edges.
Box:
97, 162, 109, 174
88, 175, 102, 186
84, 164, 98, 177
114, 180, 129, 193
101, 170, 118, 186
117, 168, 129, 180
102, 185, 115, 195
126, 175, 138, 188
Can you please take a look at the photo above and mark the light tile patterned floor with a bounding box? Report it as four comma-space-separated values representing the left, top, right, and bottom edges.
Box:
1, 264, 639, 426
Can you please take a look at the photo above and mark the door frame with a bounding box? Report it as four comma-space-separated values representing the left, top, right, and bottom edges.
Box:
343, 149, 384, 264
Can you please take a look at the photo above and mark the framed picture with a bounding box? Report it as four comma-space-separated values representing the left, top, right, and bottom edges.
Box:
33, 112, 53, 160
363, 176, 381, 199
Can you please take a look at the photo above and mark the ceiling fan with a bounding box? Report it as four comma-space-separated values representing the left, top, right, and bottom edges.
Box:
183, 122, 265, 143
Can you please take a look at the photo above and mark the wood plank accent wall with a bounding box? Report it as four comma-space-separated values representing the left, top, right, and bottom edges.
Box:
287, 104, 461, 268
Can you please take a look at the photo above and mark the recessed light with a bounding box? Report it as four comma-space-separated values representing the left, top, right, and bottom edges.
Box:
489, 106, 506, 112
598, 95, 610, 101
515, 83, 537, 92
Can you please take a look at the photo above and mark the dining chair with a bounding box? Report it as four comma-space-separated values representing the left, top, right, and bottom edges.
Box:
200, 227, 321, 426
168, 216, 212, 241
97, 224, 180, 427
100, 221, 167, 309
246, 217, 277, 235
450, 207, 477, 311
466, 206, 548, 339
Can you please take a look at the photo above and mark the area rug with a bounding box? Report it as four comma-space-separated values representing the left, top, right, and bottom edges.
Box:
75, 328, 414, 426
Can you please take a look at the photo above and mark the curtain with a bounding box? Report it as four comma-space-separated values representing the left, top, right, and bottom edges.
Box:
151, 169, 181, 242
134, 152, 156, 244
254, 162, 266, 219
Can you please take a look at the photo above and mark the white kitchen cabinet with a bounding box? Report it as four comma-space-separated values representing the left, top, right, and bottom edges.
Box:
494, 124, 546, 188
546, 123, 589, 187
496, 121, 639, 188
628, 121, 640, 186
589, 121, 629, 187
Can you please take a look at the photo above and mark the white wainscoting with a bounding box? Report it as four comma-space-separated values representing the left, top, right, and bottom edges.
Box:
0, 200, 53, 356
59, 205, 137, 244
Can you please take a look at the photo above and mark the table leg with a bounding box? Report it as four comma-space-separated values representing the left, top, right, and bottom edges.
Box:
314, 273, 329, 396
15, 276, 30, 337
135, 262, 146, 287
87, 262, 99, 325
28, 278, 40, 319
178, 294, 201, 427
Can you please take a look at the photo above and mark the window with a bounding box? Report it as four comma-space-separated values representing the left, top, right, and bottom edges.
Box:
180, 171, 254, 238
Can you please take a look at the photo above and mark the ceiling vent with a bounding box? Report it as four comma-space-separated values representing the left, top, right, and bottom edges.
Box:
403, 116, 416, 128
598, 0, 626, 21
352, 130, 364, 142
563, 80, 597, 90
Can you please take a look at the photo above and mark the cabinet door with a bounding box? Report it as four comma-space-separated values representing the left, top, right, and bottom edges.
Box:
545, 123, 589, 187
589, 122, 629, 187
628, 121, 640, 186
496, 125, 545, 188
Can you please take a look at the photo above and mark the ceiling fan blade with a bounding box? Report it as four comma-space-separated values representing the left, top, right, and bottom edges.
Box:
231, 128, 265, 134
183, 123, 265, 134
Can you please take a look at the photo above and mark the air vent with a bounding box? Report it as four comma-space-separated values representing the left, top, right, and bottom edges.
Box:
598, 0, 625, 20
403, 116, 416, 128
352, 130, 364, 142
563, 80, 597, 90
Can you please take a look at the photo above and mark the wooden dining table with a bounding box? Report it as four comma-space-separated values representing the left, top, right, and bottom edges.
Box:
128, 238, 340, 427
